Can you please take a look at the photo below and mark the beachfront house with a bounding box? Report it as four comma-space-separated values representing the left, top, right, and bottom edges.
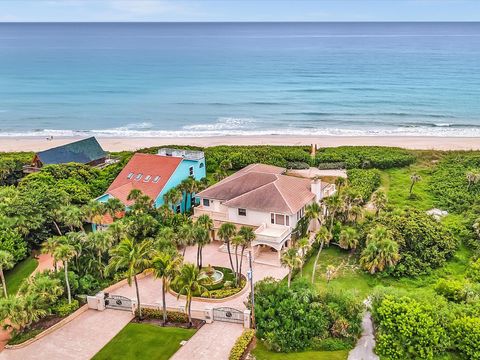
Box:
95, 148, 206, 226
193, 163, 336, 266
23, 137, 108, 173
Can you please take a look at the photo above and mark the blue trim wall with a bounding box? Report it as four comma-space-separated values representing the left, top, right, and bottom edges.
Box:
154, 157, 206, 212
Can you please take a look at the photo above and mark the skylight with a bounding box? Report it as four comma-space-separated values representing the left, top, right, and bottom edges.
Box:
127, 172, 134, 179
135, 173, 143, 181
144, 175, 151, 182
153, 176, 160, 183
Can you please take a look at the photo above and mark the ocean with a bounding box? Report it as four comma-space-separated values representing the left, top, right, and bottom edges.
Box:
1, 22, 480, 138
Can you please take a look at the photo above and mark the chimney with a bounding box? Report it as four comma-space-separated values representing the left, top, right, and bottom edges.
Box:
311, 177, 322, 202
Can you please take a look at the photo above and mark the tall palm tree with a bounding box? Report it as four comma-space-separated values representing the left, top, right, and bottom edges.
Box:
335, 177, 347, 194
371, 190, 388, 216
128, 189, 153, 214
338, 227, 359, 252
409, 173, 422, 196
311, 227, 332, 284
367, 225, 391, 244
177, 223, 195, 256
297, 237, 311, 277
88, 231, 113, 278
57, 205, 85, 232
107, 221, 128, 245
237, 226, 255, 285
360, 238, 400, 274
53, 243, 77, 304
172, 263, 209, 327
164, 188, 183, 212
42, 236, 65, 272
231, 234, 243, 284
151, 252, 182, 325
218, 222, 237, 275
193, 226, 210, 269
281, 247, 303, 288
305, 202, 323, 229
107, 238, 153, 319
0, 250, 14, 298
324, 194, 341, 230
179, 177, 194, 212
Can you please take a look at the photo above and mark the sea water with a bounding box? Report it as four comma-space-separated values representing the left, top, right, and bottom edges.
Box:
1, 22, 480, 137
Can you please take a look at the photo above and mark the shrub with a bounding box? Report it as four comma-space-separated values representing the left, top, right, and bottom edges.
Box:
137, 307, 189, 323
229, 329, 255, 360
372, 295, 449, 359
347, 169, 381, 202
451, 316, 480, 360
310, 338, 352, 351
434, 279, 480, 303
468, 258, 480, 282
286, 161, 310, 170
53, 299, 79, 317
316, 146, 415, 169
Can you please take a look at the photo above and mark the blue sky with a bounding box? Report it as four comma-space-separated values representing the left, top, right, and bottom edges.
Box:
1, 0, 479, 22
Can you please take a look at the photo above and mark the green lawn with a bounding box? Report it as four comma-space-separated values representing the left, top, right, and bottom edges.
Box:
92, 323, 196, 360
2, 257, 38, 297
252, 342, 349, 360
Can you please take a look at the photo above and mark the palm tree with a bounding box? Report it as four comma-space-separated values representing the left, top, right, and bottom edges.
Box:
104, 197, 125, 221
107, 238, 153, 319
305, 202, 323, 230
218, 222, 237, 275
164, 188, 183, 213
296, 237, 311, 276
219, 159, 233, 172
335, 177, 347, 194
281, 247, 303, 288
473, 217, 480, 239
409, 173, 422, 196
53, 243, 77, 304
172, 263, 209, 327
83, 200, 107, 225
371, 190, 388, 216
128, 189, 153, 214
349, 205, 364, 223
0, 250, 14, 298
338, 227, 359, 252
0, 295, 48, 333
88, 231, 113, 278
107, 221, 128, 245
57, 204, 85, 232
237, 226, 255, 285
231, 234, 243, 284
466, 171, 480, 190
42, 236, 65, 272
193, 226, 210, 269
324, 194, 341, 230
360, 238, 400, 274
151, 252, 182, 325
367, 225, 391, 244
311, 227, 332, 284
179, 177, 195, 212
177, 223, 195, 256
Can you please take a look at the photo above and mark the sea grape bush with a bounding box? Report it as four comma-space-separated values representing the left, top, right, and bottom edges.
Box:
346, 169, 381, 202
254, 278, 362, 352
316, 146, 416, 169
229, 329, 255, 360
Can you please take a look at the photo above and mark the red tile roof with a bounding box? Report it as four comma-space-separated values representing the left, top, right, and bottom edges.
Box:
106, 153, 182, 206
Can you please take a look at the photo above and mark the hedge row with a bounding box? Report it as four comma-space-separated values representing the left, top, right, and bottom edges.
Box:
229, 329, 255, 360
138, 307, 189, 323
347, 169, 381, 202
316, 146, 415, 169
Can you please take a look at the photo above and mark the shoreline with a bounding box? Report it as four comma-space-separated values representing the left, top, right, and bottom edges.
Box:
0, 135, 479, 152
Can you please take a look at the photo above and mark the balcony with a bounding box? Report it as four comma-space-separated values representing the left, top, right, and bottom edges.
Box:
253, 223, 291, 249
193, 206, 228, 222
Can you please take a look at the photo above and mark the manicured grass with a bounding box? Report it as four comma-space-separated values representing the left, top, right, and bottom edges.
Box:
252, 341, 349, 360
2, 257, 38, 297
92, 323, 196, 360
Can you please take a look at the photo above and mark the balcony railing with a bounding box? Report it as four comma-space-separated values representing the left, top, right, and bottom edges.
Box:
193, 207, 228, 221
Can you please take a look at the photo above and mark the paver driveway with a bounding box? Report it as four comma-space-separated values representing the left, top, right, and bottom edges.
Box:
1, 243, 287, 360
0, 309, 133, 360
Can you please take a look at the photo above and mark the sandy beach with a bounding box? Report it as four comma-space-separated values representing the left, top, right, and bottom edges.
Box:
0, 135, 479, 152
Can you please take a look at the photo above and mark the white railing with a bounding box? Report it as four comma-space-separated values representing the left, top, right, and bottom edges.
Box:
193, 207, 228, 221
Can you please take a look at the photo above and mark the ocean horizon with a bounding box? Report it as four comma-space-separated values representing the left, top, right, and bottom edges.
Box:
1, 22, 480, 138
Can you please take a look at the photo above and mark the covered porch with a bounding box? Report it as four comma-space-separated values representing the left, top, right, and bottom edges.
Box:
251, 224, 291, 267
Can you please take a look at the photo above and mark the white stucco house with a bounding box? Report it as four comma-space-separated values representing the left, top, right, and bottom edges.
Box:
193, 163, 336, 265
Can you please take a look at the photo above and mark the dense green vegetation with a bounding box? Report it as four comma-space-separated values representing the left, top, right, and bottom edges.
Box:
2, 257, 38, 297
93, 323, 196, 360
252, 342, 349, 360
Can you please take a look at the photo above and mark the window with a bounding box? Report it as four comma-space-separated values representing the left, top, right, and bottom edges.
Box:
176, 204, 181, 213
271, 213, 275, 224
275, 214, 285, 225
238, 208, 247, 216
189, 166, 194, 176
203, 198, 210, 207
135, 173, 143, 181
199, 163, 204, 168
153, 176, 160, 183
143, 175, 151, 182
271, 213, 288, 226
296, 206, 305, 221
127, 172, 134, 179
286, 216, 290, 226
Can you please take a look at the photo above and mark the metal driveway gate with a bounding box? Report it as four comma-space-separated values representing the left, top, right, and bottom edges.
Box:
105, 294, 132, 311
213, 307, 244, 324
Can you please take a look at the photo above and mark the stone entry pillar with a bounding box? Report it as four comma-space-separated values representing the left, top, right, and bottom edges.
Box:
87, 291, 105, 311
205, 306, 213, 324
243, 310, 251, 329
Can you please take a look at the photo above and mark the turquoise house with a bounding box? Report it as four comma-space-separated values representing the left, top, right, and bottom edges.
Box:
95, 148, 206, 225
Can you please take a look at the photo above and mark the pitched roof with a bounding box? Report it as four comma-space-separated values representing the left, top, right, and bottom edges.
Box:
37, 137, 106, 165
106, 153, 182, 206
197, 163, 315, 215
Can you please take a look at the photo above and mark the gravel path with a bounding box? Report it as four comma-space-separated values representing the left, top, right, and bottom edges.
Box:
348, 311, 379, 360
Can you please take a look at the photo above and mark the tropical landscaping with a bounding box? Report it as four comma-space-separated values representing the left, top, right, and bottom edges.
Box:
0, 145, 479, 359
